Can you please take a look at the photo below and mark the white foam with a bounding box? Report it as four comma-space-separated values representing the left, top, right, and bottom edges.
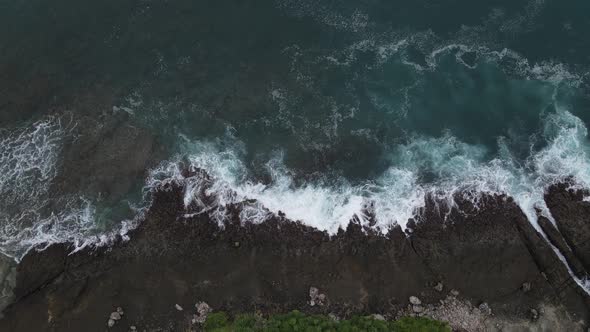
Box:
276, 0, 369, 33
0, 117, 65, 207
143, 105, 590, 296
0, 116, 128, 260
145, 104, 590, 233
4, 10, 590, 292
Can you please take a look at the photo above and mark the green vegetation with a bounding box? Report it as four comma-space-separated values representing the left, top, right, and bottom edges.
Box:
203, 310, 451, 332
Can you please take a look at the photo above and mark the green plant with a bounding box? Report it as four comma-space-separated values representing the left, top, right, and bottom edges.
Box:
233, 314, 260, 331
392, 317, 451, 332
202, 310, 451, 332
204, 312, 230, 331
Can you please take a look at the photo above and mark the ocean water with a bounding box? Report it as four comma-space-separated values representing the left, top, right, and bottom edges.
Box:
1, 0, 590, 278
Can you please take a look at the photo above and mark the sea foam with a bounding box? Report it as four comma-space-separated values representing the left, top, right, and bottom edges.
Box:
0, 116, 126, 260
143, 106, 590, 293
146, 106, 590, 234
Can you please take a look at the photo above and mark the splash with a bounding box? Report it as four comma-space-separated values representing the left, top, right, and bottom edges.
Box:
146, 107, 590, 233
0, 116, 132, 260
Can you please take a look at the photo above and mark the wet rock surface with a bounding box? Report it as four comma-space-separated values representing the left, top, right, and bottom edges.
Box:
50, 112, 163, 204
545, 183, 590, 274
0, 183, 588, 331
0, 253, 16, 317
537, 215, 588, 279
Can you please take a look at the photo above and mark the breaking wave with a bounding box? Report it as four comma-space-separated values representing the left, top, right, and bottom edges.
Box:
146, 107, 590, 235
142, 106, 590, 293
0, 116, 137, 260
3, 40, 587, 263
2, 12, 590, 297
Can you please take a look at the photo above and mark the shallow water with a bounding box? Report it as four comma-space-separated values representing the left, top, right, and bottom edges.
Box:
1, 0, 590, 262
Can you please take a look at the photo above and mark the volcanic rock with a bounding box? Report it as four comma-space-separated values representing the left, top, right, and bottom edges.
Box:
0, 183, 588, 331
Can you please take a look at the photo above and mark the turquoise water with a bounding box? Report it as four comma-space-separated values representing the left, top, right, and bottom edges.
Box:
1, 0, 590, 260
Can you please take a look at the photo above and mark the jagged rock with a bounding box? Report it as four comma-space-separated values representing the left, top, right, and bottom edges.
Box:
110, 312, 122, 321
2, 182, 589, 331
117, 307, 124, 315
450, 290, 459, 297
434, 282, 443, 292
545, 184, 590, 272
410, 194, 564, 307
107, 319, 115, 327
409, 296, 422, 305
175, 304, 183, 311
537, 216, 587, 278
412, 305, 424, 313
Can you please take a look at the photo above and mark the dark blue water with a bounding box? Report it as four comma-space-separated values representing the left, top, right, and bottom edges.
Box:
1, 0, 590, 262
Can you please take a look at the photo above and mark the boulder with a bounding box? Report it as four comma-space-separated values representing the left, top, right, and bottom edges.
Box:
409, 296, 422, 305
434, 282, 443, 292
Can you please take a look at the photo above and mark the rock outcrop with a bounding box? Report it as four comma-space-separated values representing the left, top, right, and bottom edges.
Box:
0, 182, 588, 331
0, 253, 16, 317
545, 183, 590, 274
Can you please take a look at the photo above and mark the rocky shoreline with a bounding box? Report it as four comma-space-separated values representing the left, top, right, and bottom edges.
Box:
0, 181, 589, 331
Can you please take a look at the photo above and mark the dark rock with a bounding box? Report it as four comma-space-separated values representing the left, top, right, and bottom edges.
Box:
545, 184, 590, 273
0, 254, 16, 316
537, 216, 587, 278
478, 302, 491, 315
411, 194, 547, 303
510, 204, 589, 317
50, 113, 162, 206
0, 184, 588, 331
14, 244, 69, 299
